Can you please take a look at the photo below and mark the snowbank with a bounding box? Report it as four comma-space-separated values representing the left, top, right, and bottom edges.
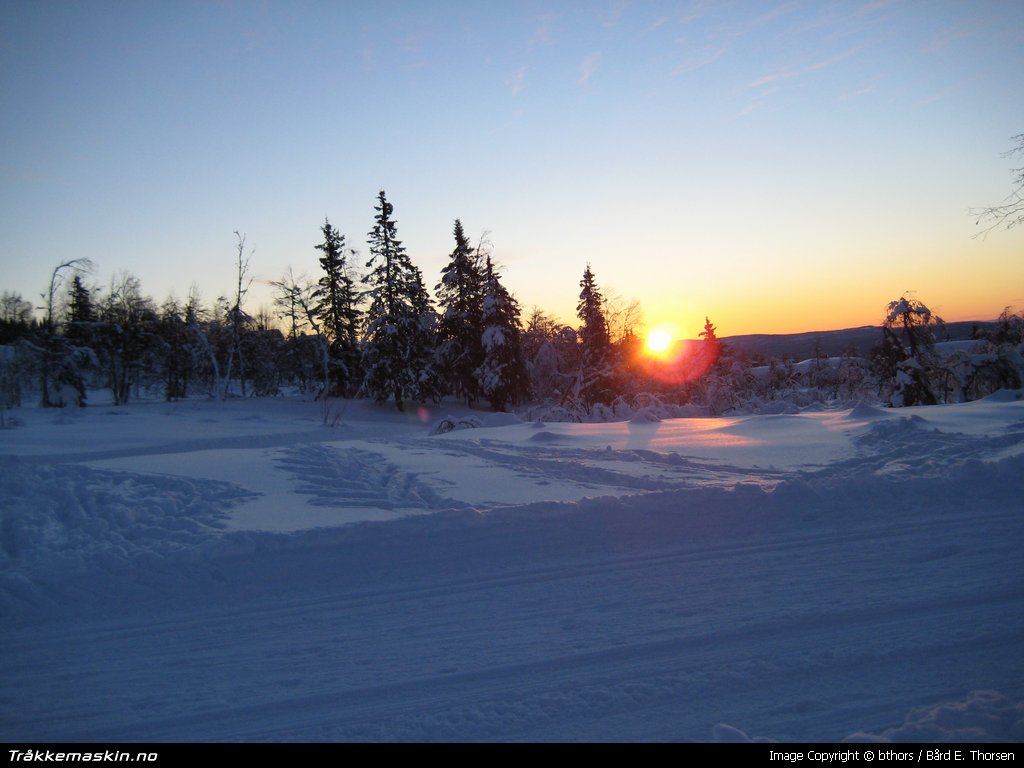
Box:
844, 690, 1024, 743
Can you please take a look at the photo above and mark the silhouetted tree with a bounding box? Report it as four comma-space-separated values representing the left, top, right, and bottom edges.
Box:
0, 292, 33, 326
0, 292, 34, 345
38, 259, 93, 406
436, 220, 486, 404
64, 276, 98, 371
312, 218, 363, 395
94, 273, 159, 405
361, 191, 437, 410
575, 264, 615, 406
159, 296, 192, 400
272, 268, 318, 393
67, 276, 95, 324
224, 232, 253, 398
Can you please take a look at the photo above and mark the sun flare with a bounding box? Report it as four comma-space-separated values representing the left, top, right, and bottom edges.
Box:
646, 328, 673, 354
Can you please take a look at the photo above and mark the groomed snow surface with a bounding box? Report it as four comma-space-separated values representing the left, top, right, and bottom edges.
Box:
1, 392, 1023, 742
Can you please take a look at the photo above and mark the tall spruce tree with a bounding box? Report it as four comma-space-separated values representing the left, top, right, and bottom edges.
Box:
61, 274, 97, 405
311, 218, 362, 395
435, 219, 486, 404
67, 275, 95, 324
694, 315, 722, 379
407, 262, 441, 403
476, 256, 529, 411
361, 190, 437, 410
576, 264, 615, 406
64, 274, 97, 355
39, 259, 92, 407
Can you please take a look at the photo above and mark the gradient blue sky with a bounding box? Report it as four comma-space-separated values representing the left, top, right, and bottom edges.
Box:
2, 0, 1022, 337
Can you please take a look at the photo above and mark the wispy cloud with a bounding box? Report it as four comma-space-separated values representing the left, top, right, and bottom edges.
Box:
751, 1, 801, 28
913, 79, 964, 108
601, 0, 629, 29
749, 71, 788, 89
749, 47, 860, 89
507, 66, 527, 97
672, 43, 728, 77
678, 0, 715, 26
859, 0, 898, 13
579, 53, 600, 86
836, 83, 876, 102
648, 15, 669, 32
401, 31, 425, 57
530, 13, 556, 48
920, 20, 981, 54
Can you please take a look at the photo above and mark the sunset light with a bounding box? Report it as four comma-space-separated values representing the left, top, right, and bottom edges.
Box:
646, 328, 673, 354
2, 3, 1020, 337
0, 0, 1022, 749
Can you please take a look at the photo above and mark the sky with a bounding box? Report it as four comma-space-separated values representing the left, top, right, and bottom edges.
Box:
1, 0, 1022, 339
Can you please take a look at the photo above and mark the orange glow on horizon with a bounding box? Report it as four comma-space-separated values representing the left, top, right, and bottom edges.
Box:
631, 335, 719, 386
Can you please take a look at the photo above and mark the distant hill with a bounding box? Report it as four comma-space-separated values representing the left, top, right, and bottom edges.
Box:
721, 320, 996, 360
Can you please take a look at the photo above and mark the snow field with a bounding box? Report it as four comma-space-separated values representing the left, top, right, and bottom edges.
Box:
0, 392, 1022, 741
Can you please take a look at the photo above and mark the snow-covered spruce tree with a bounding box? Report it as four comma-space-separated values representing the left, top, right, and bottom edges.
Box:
63, 275, 100, 392
408, 262, 442, 403
361, 190, 438, 410
435, 219, 486, 405
311, 218, 363, 396
475, 256, 529, 411
575, 264, 616, 407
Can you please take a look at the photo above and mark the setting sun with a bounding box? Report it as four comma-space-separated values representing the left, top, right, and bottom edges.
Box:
646, 327, 673, 354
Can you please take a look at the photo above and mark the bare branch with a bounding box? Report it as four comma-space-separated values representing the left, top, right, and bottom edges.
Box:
41, 258, 94, 329
971, 133, 1024, 239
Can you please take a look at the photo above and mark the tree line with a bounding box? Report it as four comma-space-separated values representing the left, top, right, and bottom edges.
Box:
1, 189, 1022, 423
0, 191, 647, 416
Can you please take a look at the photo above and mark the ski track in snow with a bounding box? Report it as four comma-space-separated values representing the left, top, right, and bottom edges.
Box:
275, 443, 462, 511
1, 394, 1023, 742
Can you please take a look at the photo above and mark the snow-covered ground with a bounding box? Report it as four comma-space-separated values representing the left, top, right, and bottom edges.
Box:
1, 392, 1022, 742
